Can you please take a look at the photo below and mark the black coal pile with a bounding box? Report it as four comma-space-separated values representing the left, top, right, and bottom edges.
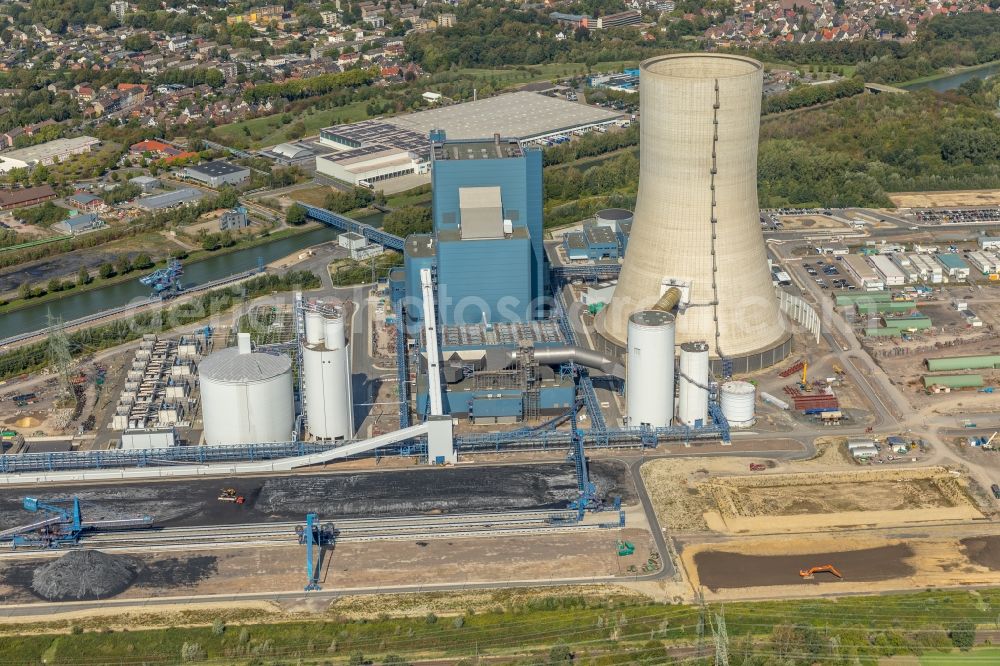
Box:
31, 550, 140, 601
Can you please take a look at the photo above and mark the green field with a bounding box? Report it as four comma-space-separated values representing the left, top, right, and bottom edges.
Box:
213, 99, 371, 148
919, 648, 1000, 664
4, 588, 1000, 664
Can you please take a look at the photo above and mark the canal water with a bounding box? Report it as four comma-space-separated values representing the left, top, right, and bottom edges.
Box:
3, 213, 386, 340
903, 60, 1000, 92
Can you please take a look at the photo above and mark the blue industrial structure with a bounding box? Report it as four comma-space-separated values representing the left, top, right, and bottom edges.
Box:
392, 132, 546, 330
300, 202, 404, 251
298, 513, 334, 591
0, 496, 152, 548
139, 259, 183, 295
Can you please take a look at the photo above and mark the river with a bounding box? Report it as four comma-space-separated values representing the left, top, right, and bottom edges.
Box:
3, 212, 387, 340
902, 60, 1000, 92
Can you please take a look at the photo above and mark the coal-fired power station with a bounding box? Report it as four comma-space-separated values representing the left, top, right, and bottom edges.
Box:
597, 54, 791, 372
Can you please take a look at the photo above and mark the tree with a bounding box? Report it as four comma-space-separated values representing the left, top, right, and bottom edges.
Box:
18, 281, 31, 300
115, 255, 133, 275
383, 206, 431, 237
949, 621, 976, 651
548, 642, 572, 663
98, 263, 115, 279
47, 278, 63, 293
286, 203, 308, 226
349, 651, 367, 666
133, 253, 153, 270
180, 641, 207, 662
77, 266, 91, 286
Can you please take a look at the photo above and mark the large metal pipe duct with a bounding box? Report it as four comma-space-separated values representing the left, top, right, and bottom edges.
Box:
505, 346, 623, 377
596, 54, 789, 366
652, 287, 681, 313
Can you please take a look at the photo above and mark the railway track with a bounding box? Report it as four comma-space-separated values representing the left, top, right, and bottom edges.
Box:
0, 510, 610, 556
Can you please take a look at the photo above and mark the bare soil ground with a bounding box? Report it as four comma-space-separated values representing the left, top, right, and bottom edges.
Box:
960, 536, 1000, 570
640, 440, 851, 533
889, 189, 1000, 208
693, 544, 914, 591
683, 532, 1000, 600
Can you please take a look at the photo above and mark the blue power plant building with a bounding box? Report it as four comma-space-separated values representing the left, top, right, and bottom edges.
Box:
403, 132, 544, 326
391, 132, 588, 422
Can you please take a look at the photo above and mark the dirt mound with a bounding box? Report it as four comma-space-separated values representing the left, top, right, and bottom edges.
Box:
14, 417, 39, 428
31, 550, 141, 601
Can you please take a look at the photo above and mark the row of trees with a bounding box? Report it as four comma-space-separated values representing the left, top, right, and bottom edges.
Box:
762, 77, 865, 115
542, 125, 638, 167
383, 206, 432, 237
243, 68, 377, 104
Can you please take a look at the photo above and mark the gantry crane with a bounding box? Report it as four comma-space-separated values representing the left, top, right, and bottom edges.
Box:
298, 513, 335, 591
0, 497, 152, 549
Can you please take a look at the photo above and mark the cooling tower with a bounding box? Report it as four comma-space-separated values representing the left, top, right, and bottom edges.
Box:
596, 54, 791, 372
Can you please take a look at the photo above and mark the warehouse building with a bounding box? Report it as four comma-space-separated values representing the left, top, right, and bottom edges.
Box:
2, 136, 100, 167
967, 251, 1000, 275
315, 146, 426, 186
0, 184, 56, 210
317, 92, 625, 187
908, 253, 943, 283
843, 254, 884, 291
135, 187, 204, 211
868, 254, 906, 286
936, 253, 970, 279
54, 212, 101, 235
977, 234, 1000, 251
181, 160, 250, 188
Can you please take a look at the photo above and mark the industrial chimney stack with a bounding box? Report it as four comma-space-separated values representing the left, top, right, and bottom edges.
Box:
596, 53, 791, 372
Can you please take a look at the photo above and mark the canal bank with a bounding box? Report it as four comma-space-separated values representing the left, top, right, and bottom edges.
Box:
2, 213, 383, 340
901, 59, 1000, 92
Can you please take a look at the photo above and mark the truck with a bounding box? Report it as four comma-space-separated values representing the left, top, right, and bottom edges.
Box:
992, 484, 1000, 500
749, 463, 766, 472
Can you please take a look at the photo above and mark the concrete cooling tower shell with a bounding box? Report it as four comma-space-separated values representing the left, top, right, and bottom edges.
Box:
596, 54, 790, 373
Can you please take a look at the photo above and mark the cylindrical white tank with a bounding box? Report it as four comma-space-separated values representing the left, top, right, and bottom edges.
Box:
303, 308, 354, 440
677, 341, 710, 427
720, 380, 756, 427
626, 310, 675, 428
199, 346, 294, 445
304, 310, 324, 344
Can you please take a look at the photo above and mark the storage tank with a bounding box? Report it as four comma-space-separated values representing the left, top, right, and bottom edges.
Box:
199, 340, 294, 445
304, 309, 324, 345
626, 310, 675, 428
677, 341, 710, 427
720, 380, 756, 427
595, 208, 633, 228
303, 307, 354, 440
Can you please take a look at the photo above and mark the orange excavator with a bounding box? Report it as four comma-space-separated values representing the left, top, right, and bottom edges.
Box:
799, 564, 843, 580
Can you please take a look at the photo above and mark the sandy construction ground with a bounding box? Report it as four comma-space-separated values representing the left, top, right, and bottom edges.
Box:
889, 189, 1000, 208
703, 466, 982, 534
777, 215, 849, 230
682, 533, 1000, 600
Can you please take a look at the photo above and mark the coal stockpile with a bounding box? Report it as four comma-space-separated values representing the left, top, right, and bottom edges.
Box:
255, 461, 633, 519
31, 551, 140, 601
0, 461, 633, 528
693, 544, 914, 591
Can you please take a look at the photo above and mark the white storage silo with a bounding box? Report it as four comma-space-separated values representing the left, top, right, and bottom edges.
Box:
626, 310, 675, 428
303, 307, 354, 440
677, 341, 710, 427
720, 380, 756, 428
304, 309, 325, 344
199, 339, 295, 445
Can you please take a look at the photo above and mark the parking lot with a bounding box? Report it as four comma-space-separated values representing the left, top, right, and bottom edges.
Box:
802, 256, 855, 291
